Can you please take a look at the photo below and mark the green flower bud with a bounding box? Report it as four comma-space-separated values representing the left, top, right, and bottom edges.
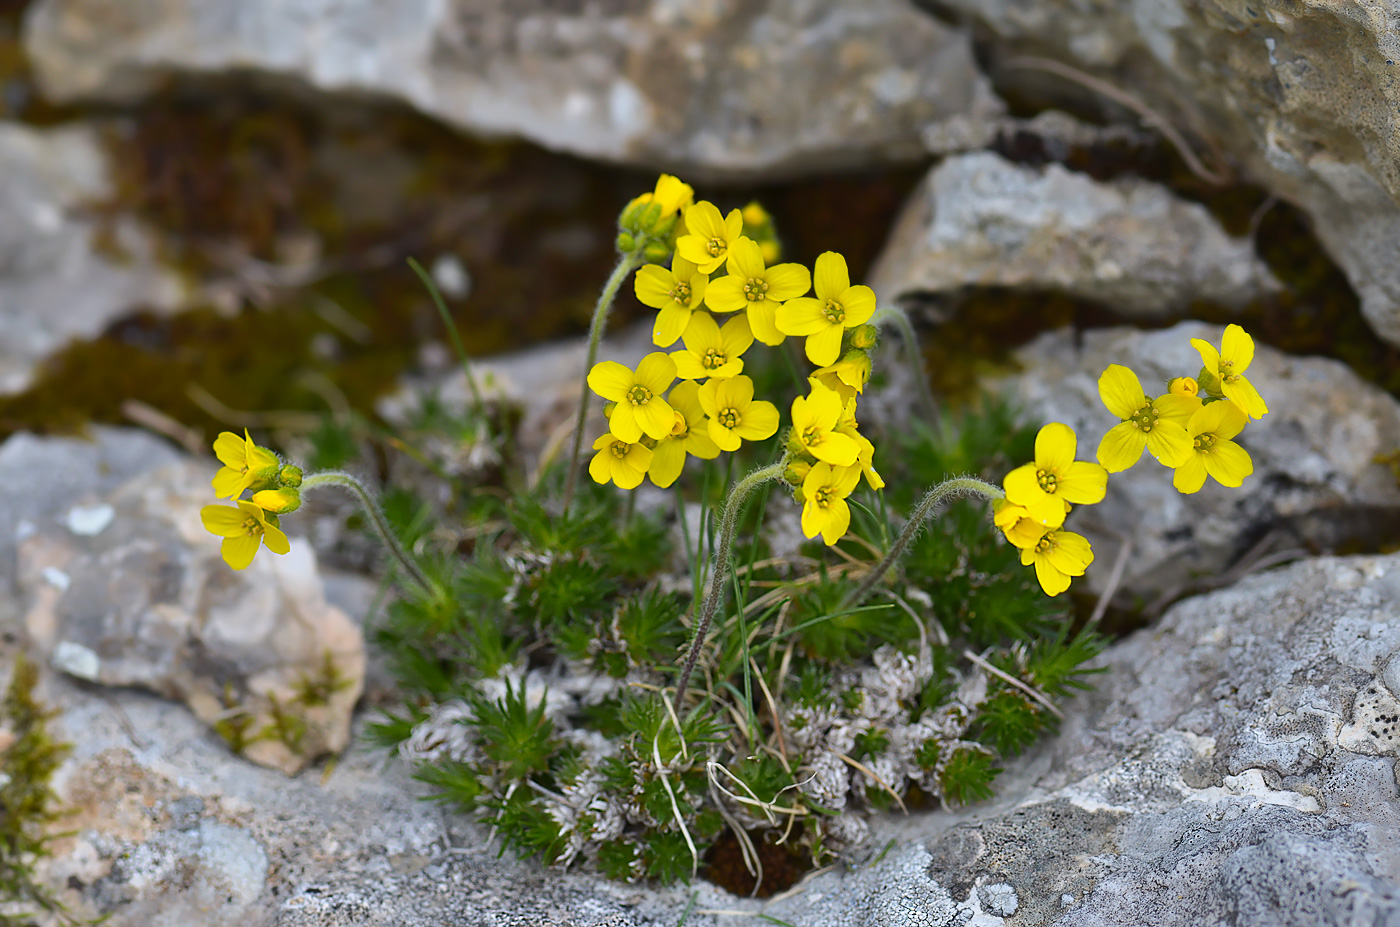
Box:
642, 239, 673, 264
783, 459, 811, 488
278, 464, 303, 488
616, 231, 638, 254
850, 325, 878, 351
1196, 366, 1224, 399
253, 486, 301, 514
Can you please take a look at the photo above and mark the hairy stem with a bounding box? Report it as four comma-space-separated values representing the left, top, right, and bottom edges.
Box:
302, 472, 436, 594
561, 250, 645, 513
674, 461, 788, 712
840, 477, 1003, 610
407, 256, 487, 422
877, 306, 938, 425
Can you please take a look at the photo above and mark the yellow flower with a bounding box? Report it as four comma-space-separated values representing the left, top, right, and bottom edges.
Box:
697, 374, 780, 452
790, 383, 859, 466
1192, 324, 1268, 419
211, 429, 280, 499
1019, 528, 1093, 596
201, 500, 292, 570
1095, 365, 1201, 472
1173, 401, 1253, 493
652, 174, 694, 216
801, 462, 862, 546
648, 381, 720, 488
587, 353, 678, 443
589, 433, 654, 490
1003, 423, 1108, 526
703, 237, 811, 346
774, 252, 876, 366
994, 498, 1067, 548
811, 351, 872, 404
619, 174, 693, 239
252, 487, 300, 514
1167, 376, 1199, 398
676, 201, 744, 274
670, 312, 752, 380
635, 254, 709, 347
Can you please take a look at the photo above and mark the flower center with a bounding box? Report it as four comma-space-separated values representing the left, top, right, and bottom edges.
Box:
241, 517, 262, 536
718, 407, 740, 429
742, 278, 769, 302
814, 487, 833, 508
626, 385, 652, 406
670, 281, 692, 304
1130, 402, 1159, 433
610, 441, 630, 459
1036, 468, 1058, 493
802, 425, 822, 447
1193, 432, 1217, 452
1034, 534, 1055, 554
701, 347, 727, 370
822, 299, 845, 324
1219, 360, 1239, 382
706, 237, 725, 257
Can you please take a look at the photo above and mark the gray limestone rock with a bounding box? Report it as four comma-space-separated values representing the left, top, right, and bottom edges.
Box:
13, 453, 366, 774
991, 321, 1400, 603
0, 123, 184, 394
21, 0, 1003, 180
929, 0, 1400, 348
869, 151, 1279, 318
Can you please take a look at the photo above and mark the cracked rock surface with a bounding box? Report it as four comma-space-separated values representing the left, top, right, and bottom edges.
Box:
21, 0, 1002, 179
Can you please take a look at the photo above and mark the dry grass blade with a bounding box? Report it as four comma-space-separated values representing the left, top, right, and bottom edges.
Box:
962, 648, 1064, 720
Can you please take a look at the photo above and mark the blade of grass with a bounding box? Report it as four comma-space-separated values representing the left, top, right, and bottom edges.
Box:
407, 256, 486, 421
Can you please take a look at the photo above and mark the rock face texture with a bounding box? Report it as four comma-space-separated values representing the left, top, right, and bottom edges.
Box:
0, 124, 183, 394
993, 321, 1400, 603
932, 0, 1400, 347
16, 459, 365, 774
33, 552, 1399, 925
869, 151, 1279, 318
21, 0, 1002, 179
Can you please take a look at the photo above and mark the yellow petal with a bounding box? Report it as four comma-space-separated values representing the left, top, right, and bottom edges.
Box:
723, 207, 744, 243
221, 534, 261, 570
1098, 365, 1147, 419
612, 455, 647, 490
634, 352, 677, 395
775, 297, 828, 336
262, 522, 291, 556
719, 314, 754, 359
764, 263, 812, 302
1191, 338, 1221, 376
804, 325, 844, 367
811, 431, 860, 467
1189, 400, 1247, 440
841, 286, 876, 327
1144, 420, 1192, 467
677, 236, 719, 272
588, 361, 634, 402
709, 418, 742, 452
212, 432, 247, 468
727, 237, 766, 280
1172, 454, 1208, 494
746, 302, 785, 346
247, 445, 280, 471
635, 265, 675, 310
1096, 421, 1146, 472
813, 251, 850, 301
1223, 375, 1269, 419
1034, 422, 1077, 475
609, 402, 643, 443
820, 498, 851, 546
1002, 462, 1046, 507
1033, 556, 1071, 596
212, 467, 250, 499
589, 447, 613, 485
1154, 392, 1202, 427
648, 439, 687, 489
634, 397, 678, 441
714, 374, 754, 410
1047, 531, 1092, 575
1058, 460, 1108, 505
201, 504, 250, 538
1203, 440, 1253, 487
734, 400, 780, 441
671, 350, 710, 380
684, 201, 724, 240
680, 311, 723, 352
1221, 324, 1255, 372
703, 275, 748, 313
652, 304, 690, 347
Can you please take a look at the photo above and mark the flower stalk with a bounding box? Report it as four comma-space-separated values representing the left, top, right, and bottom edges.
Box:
301, 471, 436, 594
673, 459, 788, 712
840, 477, 1003, 611
562, 250, 646, 513
874, 306, 937, 424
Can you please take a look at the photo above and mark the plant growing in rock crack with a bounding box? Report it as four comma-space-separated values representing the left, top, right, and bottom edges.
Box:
203, 174, 1272, 892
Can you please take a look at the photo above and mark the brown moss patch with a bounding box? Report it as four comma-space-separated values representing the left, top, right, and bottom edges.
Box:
702, 826, 811, 899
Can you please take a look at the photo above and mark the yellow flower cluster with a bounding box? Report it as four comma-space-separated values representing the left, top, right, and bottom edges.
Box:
999, 324, 1269, 597
199, 430, 299, 569
592, 177, 883, 547
1097, 324, 1264, 492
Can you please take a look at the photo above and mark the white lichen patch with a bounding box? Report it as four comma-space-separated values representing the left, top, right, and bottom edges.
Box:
1338, 679, 1400, 757
1183, 768, 1321, 814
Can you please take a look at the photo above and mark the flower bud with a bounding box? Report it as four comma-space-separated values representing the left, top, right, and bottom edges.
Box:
253, 487, 301, 514
1195, 366, 1224, 399
616, 231, 638, 254
849, 325, 878, 350
783, 459, 811, 488
1166, 376, 1199, 398
278, 464, 303, 488
643, 239, 673, 264
785, 429, 806, 457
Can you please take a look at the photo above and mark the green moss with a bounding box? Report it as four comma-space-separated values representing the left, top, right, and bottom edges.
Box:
0, 652, 85, 926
